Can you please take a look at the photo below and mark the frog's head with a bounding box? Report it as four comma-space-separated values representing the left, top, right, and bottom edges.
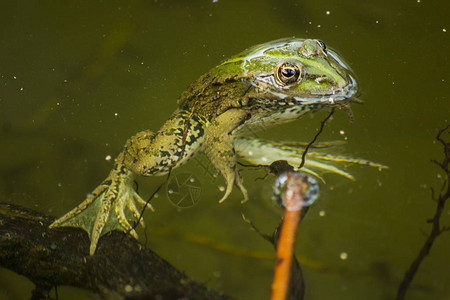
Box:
179, 38, 358, 120
217, 38, 358, 106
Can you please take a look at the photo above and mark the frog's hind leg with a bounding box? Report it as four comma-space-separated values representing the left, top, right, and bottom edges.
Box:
235, 137, 388, 181
203, 109, 249, 203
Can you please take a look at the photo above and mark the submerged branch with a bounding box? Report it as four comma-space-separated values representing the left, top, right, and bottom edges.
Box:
0, 203, 232, 300
396, 125, 450, 300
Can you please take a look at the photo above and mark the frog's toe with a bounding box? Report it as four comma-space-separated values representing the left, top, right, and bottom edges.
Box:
90, 184, 151, 255
121, 193, 148, 228
116, 209, 139, 239
115, 197, 141, 234
235, 174, 248, 203
111, 181, 152, 234
218, 177, 234, 203
218, 169, 248, 203
133, 192, 154, 212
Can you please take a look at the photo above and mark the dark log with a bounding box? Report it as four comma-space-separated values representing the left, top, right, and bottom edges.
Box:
0, 203, 233, 300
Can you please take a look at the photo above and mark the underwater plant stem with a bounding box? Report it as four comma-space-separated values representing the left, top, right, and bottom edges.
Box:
271, 209, 300, 300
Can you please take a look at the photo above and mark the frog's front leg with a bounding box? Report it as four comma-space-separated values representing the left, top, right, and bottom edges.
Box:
203, 108, 250, 203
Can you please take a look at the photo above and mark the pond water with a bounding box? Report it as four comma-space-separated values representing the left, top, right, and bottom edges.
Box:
1, 1, 449, 299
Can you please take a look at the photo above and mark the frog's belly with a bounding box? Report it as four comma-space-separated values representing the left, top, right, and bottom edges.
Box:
235, 102, 321, 136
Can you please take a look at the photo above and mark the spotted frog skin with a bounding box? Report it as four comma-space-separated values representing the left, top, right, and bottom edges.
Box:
50, 39, 365, 255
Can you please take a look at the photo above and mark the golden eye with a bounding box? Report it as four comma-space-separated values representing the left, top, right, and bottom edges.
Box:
276, 63, 302, 85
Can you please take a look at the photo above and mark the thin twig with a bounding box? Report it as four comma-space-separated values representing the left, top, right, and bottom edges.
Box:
299, 109, 335, 169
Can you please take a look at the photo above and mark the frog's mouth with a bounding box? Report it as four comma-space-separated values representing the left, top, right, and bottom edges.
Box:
263, 73, 359, 106
293, 73, 359, 105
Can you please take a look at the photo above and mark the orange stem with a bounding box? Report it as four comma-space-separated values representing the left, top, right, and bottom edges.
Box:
270, 208, 301, 300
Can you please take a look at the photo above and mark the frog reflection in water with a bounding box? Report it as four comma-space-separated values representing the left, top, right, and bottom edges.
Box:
50, 38, 385, 255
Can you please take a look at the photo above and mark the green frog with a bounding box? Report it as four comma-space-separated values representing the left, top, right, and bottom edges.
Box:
50, 38, 382, 255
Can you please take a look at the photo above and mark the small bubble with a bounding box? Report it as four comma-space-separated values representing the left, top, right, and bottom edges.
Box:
326, 10, 330, 15
105, 155, 112, 161
339, 130, 345, 135
124, 285, 133, 293
168, 189, 174, 194
190, 177, 195, 183
319, 210, 326, 217
219, 186, 225, 192
443, 28, 447, 33
340, 252, 348, 260
114, 112, 119, 117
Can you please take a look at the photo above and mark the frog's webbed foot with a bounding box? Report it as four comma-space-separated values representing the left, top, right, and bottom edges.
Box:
49, 182, 109, 228
49, 153, 153, 255
204, 109, 249, 203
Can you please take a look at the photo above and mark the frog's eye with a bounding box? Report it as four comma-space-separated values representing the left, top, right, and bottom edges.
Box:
276, 63, 302, 85
316, 40, 327, 54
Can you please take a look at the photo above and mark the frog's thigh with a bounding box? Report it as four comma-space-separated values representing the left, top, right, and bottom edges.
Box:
122, 130, 164, 176
204, 109, 249, 203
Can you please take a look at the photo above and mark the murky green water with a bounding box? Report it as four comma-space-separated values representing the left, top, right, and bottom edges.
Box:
1, 1, 449, 299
